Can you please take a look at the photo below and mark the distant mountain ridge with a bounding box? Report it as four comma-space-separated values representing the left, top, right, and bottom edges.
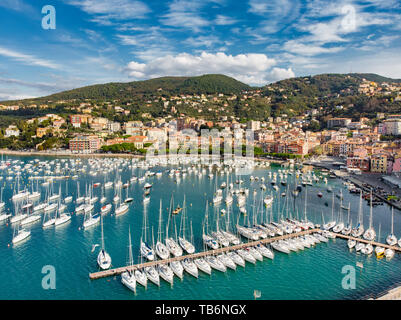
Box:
7, 74, 251, 104
1, 73, 400, 113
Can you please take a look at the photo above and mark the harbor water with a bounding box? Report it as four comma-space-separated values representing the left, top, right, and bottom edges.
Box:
0, 155, 401, 300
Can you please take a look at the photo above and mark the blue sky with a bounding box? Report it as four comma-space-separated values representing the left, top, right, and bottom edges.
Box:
0, 0, 400, 100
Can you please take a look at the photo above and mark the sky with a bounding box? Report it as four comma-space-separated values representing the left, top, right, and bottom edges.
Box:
0, 0, 400, 100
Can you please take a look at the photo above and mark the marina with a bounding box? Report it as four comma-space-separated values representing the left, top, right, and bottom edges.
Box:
1, 154, 401, 299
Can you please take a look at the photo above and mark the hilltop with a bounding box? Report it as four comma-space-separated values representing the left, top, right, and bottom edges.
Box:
5, 74, 251, 105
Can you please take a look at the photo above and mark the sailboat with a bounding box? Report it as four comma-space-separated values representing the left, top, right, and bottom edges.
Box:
121, 228, 136, 293
11, 174, 29, 202
0, 187, 5, 212
202, 201, 219, 250
181, 258, 198, 278
12, 223, 31, 245
97, 215, 112, 270
333, 190, 345, 233
155, 200, 170, 260
178, 196, 195, 254
10, 203, 28, 224
165, 195, 183, 257
42, 203, 56, 228
375, 224, 385, 258
322, 193, 336, 230
54, 203, 71, 227
140, 207, 155, 261
144, 228, 160, 286
351, 190, 364, 237
83, 208, 100, 229
386, 207, 397, 246
115, 186, 128, 216
363, 190, 376, 241
76, 182, 85, 204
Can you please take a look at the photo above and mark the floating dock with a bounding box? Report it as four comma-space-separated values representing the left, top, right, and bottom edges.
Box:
89, 228, 320, 280
334, 233, 401, 252
89, 229, 401, 280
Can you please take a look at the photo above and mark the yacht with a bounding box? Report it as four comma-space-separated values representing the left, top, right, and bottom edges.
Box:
157, 264, 174, 285
181, 258, 198, 278
236, 249, 256, 264
101, 204, 112, 215
347, 239, 357, 249
227, 251, 245, 267
144, 266, 160, 286
165, 238, 183, 257
205, 255, 227, 272
255, 244, 274, 259
134, 269, 148, 288
194, 257, 212, 275
217, 253, 236, 270
170, 261, 184, 280
97, 216, 112, 270
12, 226, 31, 245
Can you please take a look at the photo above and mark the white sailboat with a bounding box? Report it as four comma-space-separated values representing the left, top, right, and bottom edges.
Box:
155, 200, 170, 260
363, 190, 376, 241
140, 207, 155, 261
178, 197, 195, 254
351, 190, 364, 237
97, 215, 112, 270
386, 207, 397, 246
12, 223, 31, 245
121, 227, 136, 293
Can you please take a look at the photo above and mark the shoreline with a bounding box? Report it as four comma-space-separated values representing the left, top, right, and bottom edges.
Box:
0, 149, 286, 164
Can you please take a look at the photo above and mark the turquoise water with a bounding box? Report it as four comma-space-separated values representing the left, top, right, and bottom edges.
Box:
1, 155, 401, 300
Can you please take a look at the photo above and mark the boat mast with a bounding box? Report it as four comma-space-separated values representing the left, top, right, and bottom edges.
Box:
101, 214, 105, 251
369, 189, 373, 229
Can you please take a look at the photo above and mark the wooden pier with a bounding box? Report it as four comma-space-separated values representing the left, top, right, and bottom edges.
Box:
89, 229, 401, 280
89, 228, 320, 280
334, 233, 401, 252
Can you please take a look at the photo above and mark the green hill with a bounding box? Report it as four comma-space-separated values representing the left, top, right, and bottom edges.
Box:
7, 74, 251, 104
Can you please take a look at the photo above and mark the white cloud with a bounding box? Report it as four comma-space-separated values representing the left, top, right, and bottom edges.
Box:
215, 15, 237, 25
268, 67, 295, 82
66, 0, 150, 23
283, 40, 344, 56
126, 52, 281, 85
160, 0, 211, 31
0, 47, 60, 69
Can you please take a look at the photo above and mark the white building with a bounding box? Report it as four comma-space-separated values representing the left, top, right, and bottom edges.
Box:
4, 125, 20, 138
384, 119, 401, 135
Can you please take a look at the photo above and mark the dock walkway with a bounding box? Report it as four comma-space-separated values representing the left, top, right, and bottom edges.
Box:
89, 228, 320, 280
334, 233, 401, 252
